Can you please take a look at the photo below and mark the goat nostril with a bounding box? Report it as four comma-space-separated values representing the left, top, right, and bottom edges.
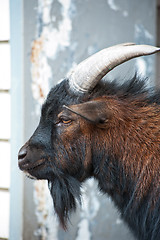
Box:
18, 148, 27, 161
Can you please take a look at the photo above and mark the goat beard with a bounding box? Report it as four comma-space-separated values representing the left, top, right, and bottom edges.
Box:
48, 175, 81, 230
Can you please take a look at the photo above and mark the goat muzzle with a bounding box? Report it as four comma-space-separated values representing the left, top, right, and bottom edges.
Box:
18, 145, 28, 170
18, 143, 46, 172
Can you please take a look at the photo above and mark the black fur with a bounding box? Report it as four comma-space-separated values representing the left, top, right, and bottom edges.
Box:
48, 175, 81, 229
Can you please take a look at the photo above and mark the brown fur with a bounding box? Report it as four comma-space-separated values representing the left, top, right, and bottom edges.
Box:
65, 95, 160, 206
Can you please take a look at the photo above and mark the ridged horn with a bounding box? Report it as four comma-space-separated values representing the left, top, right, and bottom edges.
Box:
68, 43, 160, 93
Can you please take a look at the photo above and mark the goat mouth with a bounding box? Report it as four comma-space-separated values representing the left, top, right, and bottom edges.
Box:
23, 159, 46, 171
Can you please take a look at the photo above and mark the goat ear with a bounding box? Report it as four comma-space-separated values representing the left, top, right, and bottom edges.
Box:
63, 100, 109, 124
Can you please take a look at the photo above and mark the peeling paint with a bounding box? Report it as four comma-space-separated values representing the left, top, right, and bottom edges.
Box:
87, 44, 98, 55
107, 0, 119, 11
76, 179, 100, 240
134, 23, 154, 84
135, 58, 147, 77
31, 0, 74, 108
43, 0, 72, 59
135, 24, 153, 44
107, 0, 128, 17
123, 10, 128, 17
116, 218, 123, 225
88, 179, 100, 219
33, 180, 58, 240
33, 180, 49, 239
76, 219, 91, 240
31, 35, 51, 106
45, 188, 59, 240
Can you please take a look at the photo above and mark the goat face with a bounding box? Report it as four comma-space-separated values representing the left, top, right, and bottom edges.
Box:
18, 79, 110, 227
18, 80, 84, 227
19, 80, 92, 181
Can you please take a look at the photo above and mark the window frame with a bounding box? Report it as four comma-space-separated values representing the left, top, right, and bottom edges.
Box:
9, 0, 24, 239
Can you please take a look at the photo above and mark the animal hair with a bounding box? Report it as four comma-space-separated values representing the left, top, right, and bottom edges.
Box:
19, 75, 160, 239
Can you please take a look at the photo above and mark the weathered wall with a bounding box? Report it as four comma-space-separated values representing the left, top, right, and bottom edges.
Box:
22, 0, 157, 239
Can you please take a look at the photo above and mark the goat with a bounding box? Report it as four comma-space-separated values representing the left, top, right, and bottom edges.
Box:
18, 43, 160, 240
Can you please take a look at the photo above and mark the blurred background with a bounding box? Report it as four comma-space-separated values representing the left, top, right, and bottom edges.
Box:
0, 0, 160, 239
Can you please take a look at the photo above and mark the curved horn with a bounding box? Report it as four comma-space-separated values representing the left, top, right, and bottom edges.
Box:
69, 43, 160, 93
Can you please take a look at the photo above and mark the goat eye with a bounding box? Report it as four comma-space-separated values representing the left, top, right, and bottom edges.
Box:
55, 117, 72, 126
61, 119, 72, 124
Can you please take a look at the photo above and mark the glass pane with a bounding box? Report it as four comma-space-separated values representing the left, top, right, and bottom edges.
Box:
0, 142, 10, 188
0, 0, 10, 40
0, 93, 10, 139
0, 191, 10, 238
0, 44, 10, 89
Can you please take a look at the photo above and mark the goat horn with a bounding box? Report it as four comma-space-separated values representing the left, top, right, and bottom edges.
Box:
69, 43, 160, 93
